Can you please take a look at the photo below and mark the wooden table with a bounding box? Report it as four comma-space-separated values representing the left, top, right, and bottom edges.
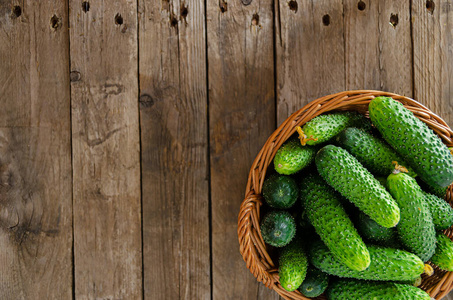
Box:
0, 0, 452, 299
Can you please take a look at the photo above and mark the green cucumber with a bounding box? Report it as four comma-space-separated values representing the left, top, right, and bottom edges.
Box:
335, 127, 416, 177
387, 172, 436, 262
260, 210, 296, 247
299, 112, 370, 146
327, 279, 431, 300
300, 174, 370, 271
369, 96, 453, 188
274, 139, 316, 175
423, 192, 453, 230
279, 239, 308, 291
356, 211, 397, 245
309, 241, 426, 281
298, 266, 329, 298
315, 145, 400, 228
262, 174, 299, 209
431, 232, 453, 271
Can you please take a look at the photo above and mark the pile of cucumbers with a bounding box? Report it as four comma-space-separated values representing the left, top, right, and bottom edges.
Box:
260, 97, 453, 299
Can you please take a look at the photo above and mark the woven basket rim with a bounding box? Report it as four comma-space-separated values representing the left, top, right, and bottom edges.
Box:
237, 90, 453, 300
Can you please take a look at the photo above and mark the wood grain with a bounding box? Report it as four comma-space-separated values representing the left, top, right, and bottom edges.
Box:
69, 1, 142, 299
276, 0, 345, 125
0, 1, 72, 299
138, 0, 210, 299
207, 0, 278, 299
413, 0, 453, 124
344, 0, 412, 95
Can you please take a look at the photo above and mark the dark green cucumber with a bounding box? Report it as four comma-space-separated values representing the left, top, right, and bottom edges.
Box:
376, 176, 389, 191
262, 174, 299, 209
423, 192, 453, 230
387, 172, 436, 262
369, 96, 453, 188
298, 266, 329, 298
356, 211, 398, 245
279, 239, 308, 291
335, 127, 416, 177
274, 139, 316, 175
327, 279, 431, 300
315, 145, 400, 228
309, 241, 425, 281
418, 177, 448, 199
260, 211, 296, 247
300, 174, 370, 271
299, 112, 371, 146
431, 232, 453, 271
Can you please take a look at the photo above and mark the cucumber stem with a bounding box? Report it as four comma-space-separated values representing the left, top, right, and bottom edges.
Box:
424, 264, 434, 276
392, 161, 409, 174
296, 126, 318, 146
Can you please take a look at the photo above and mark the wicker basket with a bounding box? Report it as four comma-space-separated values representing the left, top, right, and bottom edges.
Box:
238, 90, 453, 300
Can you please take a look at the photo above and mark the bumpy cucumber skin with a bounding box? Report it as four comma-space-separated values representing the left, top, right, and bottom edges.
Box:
309, 241, 425, 281
300, 174, 370, 271
316, 145, 400, 228
369, 96, 453, 188
335, 127, 416, 177
327, 279, 431, 300
431, 232, 453, 271
262, 175, 299, 209
423, 192, 453, 230
387, 173, 436, 262
356, 211, 397, 245
260, 211, 296, 247
279, 239, 308, 291
299, 266, 329, 298
274, 139, 316, 175
301, 112, 370, 146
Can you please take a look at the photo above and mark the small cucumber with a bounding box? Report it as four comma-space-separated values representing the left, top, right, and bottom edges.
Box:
327, 279, 431, 300
422, 191, 453, 230
262, 174, 299, 209
387, 172, 437, 262
298, 266, 329, 298
431, 232, 453, 271
274, 139, 316, 175
316, 145, 400, 228
356, 211, 397, 245
279, 239, 308, 291
260, 210, 296, 247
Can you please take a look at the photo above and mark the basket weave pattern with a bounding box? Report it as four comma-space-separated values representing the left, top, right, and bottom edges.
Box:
238, 91, 453, 300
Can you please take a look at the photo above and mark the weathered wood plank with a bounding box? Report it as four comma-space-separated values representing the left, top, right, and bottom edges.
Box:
138, 0, 210, 299
0, 1, 72, 299
69, 1, 142, 298
413, 0, 453, 124
276, 0, 345, 125
344, 0, 412, 95
207, 0, 278, 299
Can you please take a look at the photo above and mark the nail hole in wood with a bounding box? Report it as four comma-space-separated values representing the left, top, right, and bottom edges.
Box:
82, 1, 90, 13
288, 0, 298, 13
389, 13, 398, 27
322, 14, 330, 26
139, 94, 155, 108
251, 13, 259, 26
426, 0, 435, 14
50, 15, 61, 30
358, 1, 366, 11
115, 13, 123, 25
70, 71, 81, 82
181, 5, 188, 19
11, 6, 22, 18
170, 14, 178, 27
220, 1, 228, 13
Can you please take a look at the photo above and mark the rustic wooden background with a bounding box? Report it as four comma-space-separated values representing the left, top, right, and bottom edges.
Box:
0, 0, 452, 299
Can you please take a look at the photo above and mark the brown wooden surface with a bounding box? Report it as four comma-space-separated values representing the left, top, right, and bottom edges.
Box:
1, 0, 453, 299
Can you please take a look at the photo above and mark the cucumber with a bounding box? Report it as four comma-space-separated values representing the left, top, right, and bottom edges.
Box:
423, 192, 453, 230
309, 240, 426, 281
335, 127, 416, 177
418, 177, 448, 199
315, 145, 400, 228
387, 172, 437, 262
300, 174, 370, 271
431, 232, 453, 271
279, 239, 308, 291
260, 210, 296, 247
298, 266, 329, 298
369, 96, 453, 188
298, 112, 370, 146
397, 276, 422, 287
327, 279, 431, 300
356, 211, 397, 245
262, 174, 299, 209
274, 139, 316, 175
